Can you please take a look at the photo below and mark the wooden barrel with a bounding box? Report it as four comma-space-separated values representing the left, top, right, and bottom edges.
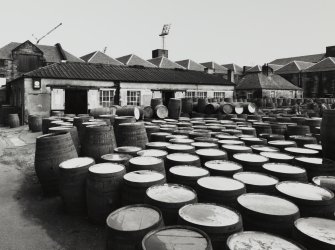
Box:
142, 225, 213, 250
99, 114, 116, 125
100, 153, 132, 171
154, 105, 168, 119
150, 98, 163, 109
114, 146, 142, 157
270, 123, 287, 135
169, 138, 194, 145
8, 113, 20, 128
221, 145, 252, 160
106, 204, 164, 250
128, 156, 165, 176
137, 149, 168, 160
204, 103, 220, 115
114, 116, 136, 145
168, 165, 209, 190
178, 203, 242, 250
166, 144, 195, 154
253, 124, 272, 135
287, 125, 310, 136
233, 153, 269, 172
220, 103, 233, 114
81, 125, 116, 162
262, 162, 308, 182
0, 105, 16, 126
227, 231, 305, 250
165, 153, 201, 171
260, 151, 294, 164
259, 133, 285, 141
29, 115, 42, 132
312, 176, 335, 193
35, 132, 78, 195
321, 110, 335, 161
51, 110, 64, 117
191, 142, 218, 150
59, 157, 94, 214
145, 141, 170, 150
284, 147, 319, 157
289, 135, 317, 147
197, 98, 208, 113
195, 148, 228, 166
49, 126, 80, 154
276, 181, 335, 218
150, 132, 172, 142
122, 170, 166, 205
167, 98, 181, 119
145, 184, 197, 225
292, 217, 335, 250
239, 127, 256, 136
241, 102, 256, 114
237, 193, 300, 237
204, 160, 242, 177
145, 125, 160, 140
251, 145, 279, 154
294, 157, 335, 181
233, 172, 279, 194
143, 106, 154, 119
181, 98, 193, 114
42, 117, 60, 134
116, 105, 141, 120
267, 140, 297, 151
117, 122, 148, 149
239, 137, 267, 146
86, 163, 126, 224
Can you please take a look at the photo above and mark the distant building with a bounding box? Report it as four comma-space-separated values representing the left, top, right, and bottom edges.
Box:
175, 59, 206, 71
116, 54, 157, 68
80, 51, 123, 65
222, 63, 243, 83
201, 61, 228, 75
148, 56, 185, 69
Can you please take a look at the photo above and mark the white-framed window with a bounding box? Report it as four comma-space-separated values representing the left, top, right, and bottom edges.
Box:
197, 91, 207, 98
247, 93, 253, 99
185, 91, 197, 98
127, 90, 141, 106
99, 89, 115, 107
270, 91, 276, 98
214, 91, 225, 99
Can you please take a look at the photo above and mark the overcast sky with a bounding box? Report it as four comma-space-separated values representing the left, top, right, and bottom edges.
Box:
1, 0, 334, 66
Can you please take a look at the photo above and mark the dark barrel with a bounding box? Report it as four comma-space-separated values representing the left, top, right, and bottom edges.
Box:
128, 156, 165, 176
262, 163, 308, 182
267, 140, 297, 151
233, 153, 269, 172
49, 126, 80, 154
181, 98, 194, 114
233, 172, 279, 194
260, 151, 294, 164
168, 165, 209, 190
221, 145, 252, 160
116, 105, 141, 120
146, 141, 171, 150
195, 148, 228, 166
168, 98, 181, 119
204, 160, 243, 177
117, 122, 148, 149
29, 115, 42, 132
114, 146, 142, 157
101, 153, 132, 171
8, 113, 20, 128
293, 157, 335, 181
321, 110, 335, 161
137, 149, 168, 159
312, 176, 335, 192
165, 153, 201, 171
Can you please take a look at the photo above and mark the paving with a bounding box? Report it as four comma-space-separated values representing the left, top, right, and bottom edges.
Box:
0, 126, 105, 250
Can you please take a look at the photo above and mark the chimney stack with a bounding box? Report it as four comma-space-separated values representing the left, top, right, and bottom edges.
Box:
152, 49, 168, 59
227, 69, 234, 83
262, 64, 273, 76
326, 46, 335, 57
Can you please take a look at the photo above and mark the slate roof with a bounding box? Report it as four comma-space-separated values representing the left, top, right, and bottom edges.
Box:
246, 65, 262, 73
116, 54, 156, 68
201, 62, 228, 74
268, 64, 284, 72
303, 57, 335, 73
80, 51, 123, 65
275, 61, 315, 74
175, 59, 206, 71
222, 63, 243, 75
20, 62, 234, 86
148, 57, 185, 69
0, 42, 83, 63
269, 53, 325, 65
236, 72, 301, 90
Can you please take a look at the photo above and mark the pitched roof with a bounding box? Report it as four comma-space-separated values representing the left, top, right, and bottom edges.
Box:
222, 63, 243, 75
269, 53, 325, 65
0, 41, 83, 63
246, 65, 262, 73
116, 54, 156, 68
80, 51, 123, 65
303, 57, 335, 73
20, 62, 234, 86
268, 64, 284, 72
201, 62, 228, 74
175, 59, 206, 71
236, 73, 301, 90
148, 57, 185, 69
275, 61, 315, 74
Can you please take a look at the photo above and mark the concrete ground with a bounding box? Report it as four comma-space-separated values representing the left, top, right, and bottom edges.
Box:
0, 126, 105, 250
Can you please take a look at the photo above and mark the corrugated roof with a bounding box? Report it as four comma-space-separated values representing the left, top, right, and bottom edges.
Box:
270, 53, 325, 65
148, 57, 185, 69
275, 61, 315, 74
222, 63, 243, 75
303, 57, 335, 73
201, 62, 228, 74
268, 64, 284, 72
0, 41, 83, 63
80, 51, 123, 65
20, 62, 234, 86
175, 59, 206, 71
236, 72, 301, 90
116, 54, 157, 68
246, 65, 262, 73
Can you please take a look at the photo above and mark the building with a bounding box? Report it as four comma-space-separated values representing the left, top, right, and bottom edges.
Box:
175, 59, 206, 71
148, 56, 185, 69
201, 61, 228, 75
116, 54, 157, 68
236, 65, 302, 99
80, 51, 123, 65
8, 62, 234, 122
222, 63, 243, 83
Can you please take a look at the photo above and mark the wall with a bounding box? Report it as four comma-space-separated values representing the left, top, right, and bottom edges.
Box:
236, 89, 303, 99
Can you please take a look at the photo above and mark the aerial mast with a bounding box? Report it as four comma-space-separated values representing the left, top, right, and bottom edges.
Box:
32, 22, 63, 44
159, 24, 171, 50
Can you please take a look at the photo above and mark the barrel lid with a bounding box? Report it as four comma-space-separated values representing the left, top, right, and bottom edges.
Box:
146, 142, 170, 147
49, 127, 71, 131
89, 163, 125, 174
205, 160, 242, 171
59, 157, 94, 169
106, 205, 161, 231
284, 147, 318, 155
101, 153, 132, 162
221, 144, 251, 151
179, 203, 240, 227
276, 181, 334, 201
137, 149, 168, 158
195, 148, 227, 157
238, 193, 299, 216
215, 134, 238, 140
233, 153, 268, 163
142, 226, 210, 250
294, 157, 322, 165
251, 145, 279, 152
124, 170, 165, 183
170, 138, 194, 144
146, 184, 196, 203
268, 140, 296, 146
191, 142, 217, 148
169, 166, 209, 177
294, 217, 335, 245
312, 176, 335, 191
167, 153, 199, 162
197, 176, 245, 191
152, 132, 172, 136
263, 163, 306, 174
304, 144, 322, 151
130, 156, 162, 166
227, 231, 304, 250
115, 146, 142, 153
233, 172, 278, 186
218, 140, 244, 145
166, 135, 188, 140
167, 144, 194, 151
240, 137, 264, 142
260, 152, 294, 160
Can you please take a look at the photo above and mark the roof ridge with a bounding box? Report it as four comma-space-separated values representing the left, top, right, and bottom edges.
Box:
87, 51, 99, 63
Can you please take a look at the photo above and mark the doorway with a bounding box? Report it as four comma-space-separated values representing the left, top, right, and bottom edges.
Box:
65, 89, 88, 114
162, 91, 175, 106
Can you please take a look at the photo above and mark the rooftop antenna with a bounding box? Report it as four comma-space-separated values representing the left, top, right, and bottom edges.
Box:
159, 24, 171, 50
32, 22, 63, 44
103, 46, 107, 53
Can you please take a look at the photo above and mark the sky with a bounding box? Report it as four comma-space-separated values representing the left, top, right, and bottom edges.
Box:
0, 0, 334, 66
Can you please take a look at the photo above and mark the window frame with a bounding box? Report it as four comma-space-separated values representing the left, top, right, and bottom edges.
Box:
99, 88, 115, 107
126, 90, 141, 106
213, 91, 225, 99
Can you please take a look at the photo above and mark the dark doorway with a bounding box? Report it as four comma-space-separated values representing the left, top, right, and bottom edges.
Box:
162, 91, 175, 106
65, 89, 88, 114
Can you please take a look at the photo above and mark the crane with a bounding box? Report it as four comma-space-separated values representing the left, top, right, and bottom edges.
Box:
32, 22, 63, 44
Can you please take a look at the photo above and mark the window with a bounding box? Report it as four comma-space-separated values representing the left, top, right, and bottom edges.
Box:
270, 91, 276, 98
247, 93, 253, 99
185, 91, 196, 98
185, 91, 207, 98
0, 59, 5, 67
99, 89, 115, 107
197, 92, 207, 98
127, 90, 141, 106
214, 92, 225, 99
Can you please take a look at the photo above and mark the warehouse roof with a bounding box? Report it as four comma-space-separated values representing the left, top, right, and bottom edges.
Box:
303, 57, 335, 73
246, 65, 262, 73
269, 53, 325, 65
80, 51, 123, 65
268, 64, 283, 72
116, 54, 157, 68
0, 41, 83, 63
20, 62, 234, 85
275, 61, 315, 74
201, 61, 228, 74
236, 72, 301, 90
175, 59, 206, 71
222, 63, 243, 75
148, 56, 185, 69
